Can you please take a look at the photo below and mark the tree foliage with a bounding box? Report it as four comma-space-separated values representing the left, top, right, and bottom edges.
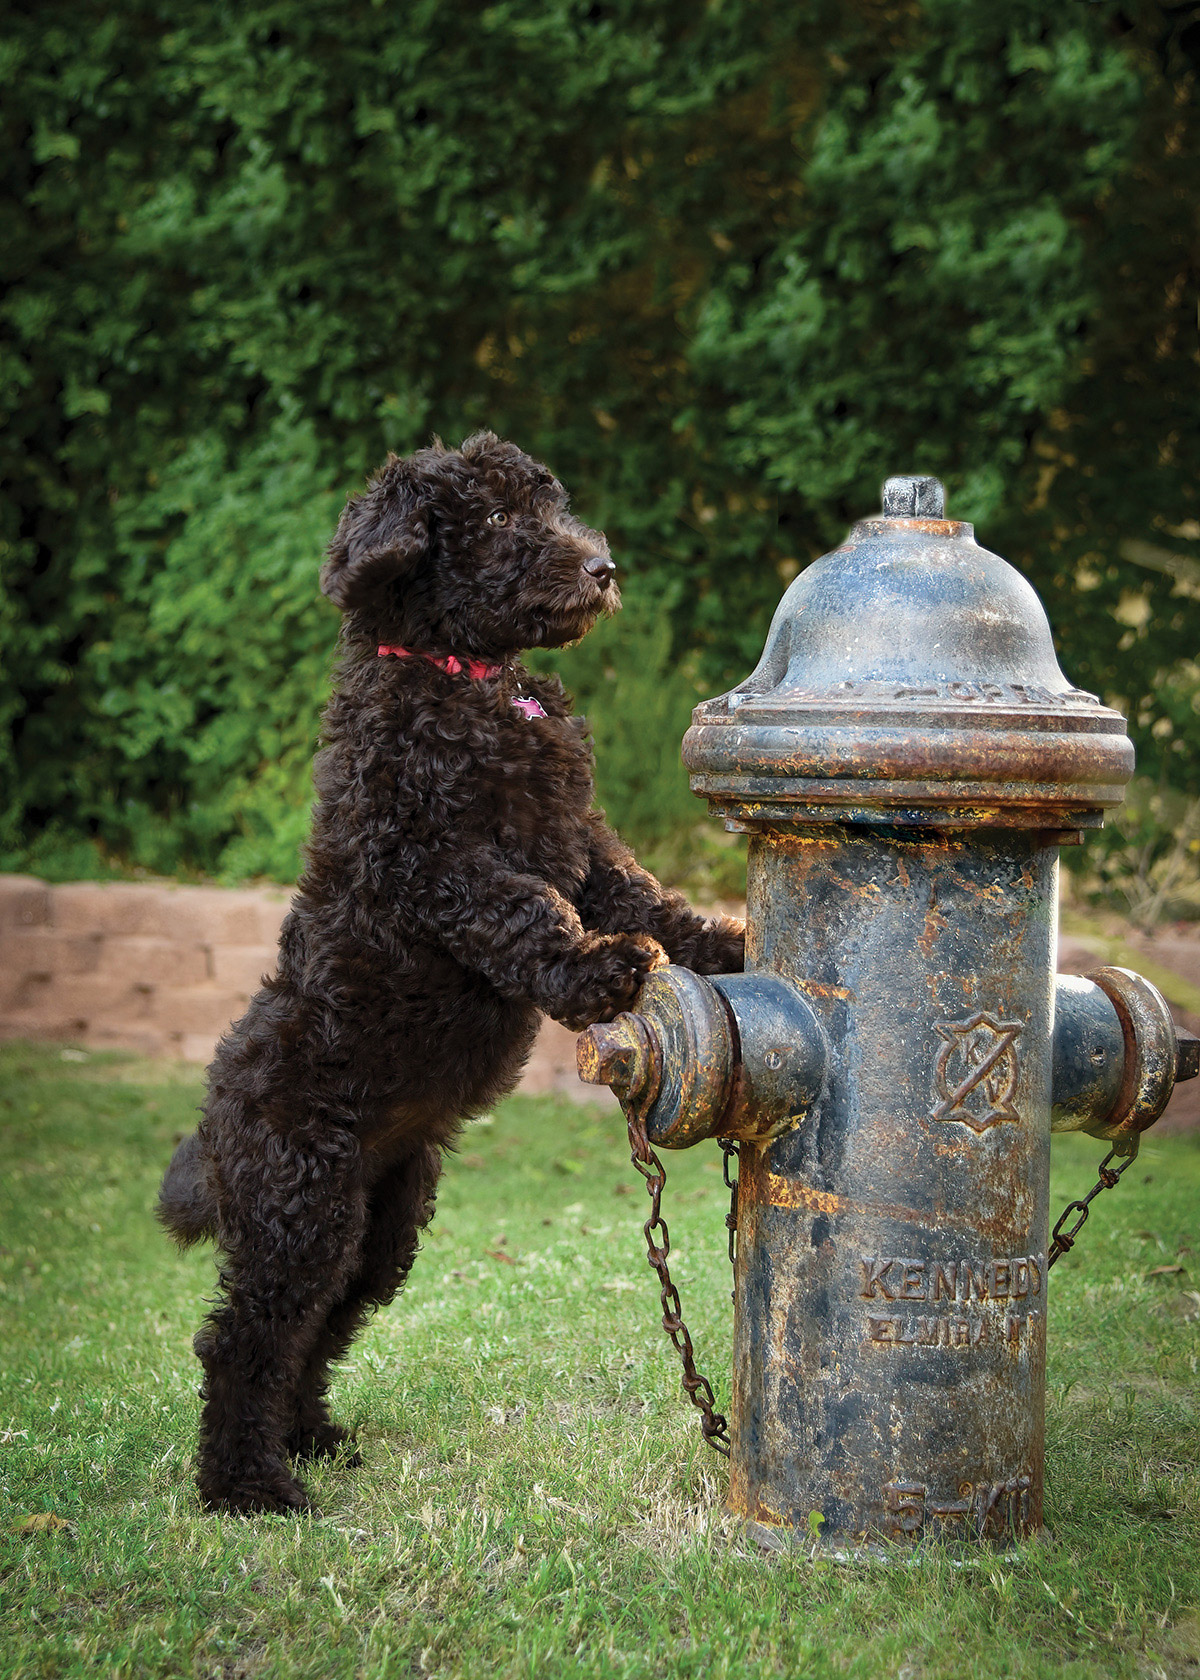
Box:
2, 0, 1197, 881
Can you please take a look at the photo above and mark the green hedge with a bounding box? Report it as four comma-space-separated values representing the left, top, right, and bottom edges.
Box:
2, 1, 1198, 885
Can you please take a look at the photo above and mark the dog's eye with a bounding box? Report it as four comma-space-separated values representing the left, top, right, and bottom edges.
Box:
486, 510, 509, 527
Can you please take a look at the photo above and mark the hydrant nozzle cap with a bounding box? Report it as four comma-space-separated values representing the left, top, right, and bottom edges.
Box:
882, 476, 945, 520
576, 1013, 661, 1103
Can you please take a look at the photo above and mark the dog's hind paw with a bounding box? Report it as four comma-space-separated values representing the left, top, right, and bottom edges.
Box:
288, 1422, 362, 1466
198, 1468, 313, 1517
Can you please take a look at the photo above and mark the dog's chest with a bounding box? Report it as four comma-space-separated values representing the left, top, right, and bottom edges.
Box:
488, 706, 594, 881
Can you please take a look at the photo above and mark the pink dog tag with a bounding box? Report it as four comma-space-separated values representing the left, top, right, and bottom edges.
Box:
512, 696, 548, 720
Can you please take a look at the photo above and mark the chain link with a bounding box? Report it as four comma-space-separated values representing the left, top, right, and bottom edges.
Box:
626, 1109, 732, 1456
722, 1140, 740, 1277
1047, 1139, 1140, 1270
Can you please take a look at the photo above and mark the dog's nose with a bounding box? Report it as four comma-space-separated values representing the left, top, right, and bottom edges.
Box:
584, 555, 617, 589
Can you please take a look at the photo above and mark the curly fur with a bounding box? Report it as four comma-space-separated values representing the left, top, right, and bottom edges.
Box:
158, 432, 744, 1516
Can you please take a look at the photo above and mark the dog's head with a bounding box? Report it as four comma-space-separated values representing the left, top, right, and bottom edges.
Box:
321, 434, 619, 657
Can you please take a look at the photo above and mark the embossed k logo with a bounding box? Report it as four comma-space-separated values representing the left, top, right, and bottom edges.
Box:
932, 1013, 1023, 1133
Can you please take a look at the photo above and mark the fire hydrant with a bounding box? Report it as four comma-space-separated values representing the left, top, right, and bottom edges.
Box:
578, 476, 1198, 1550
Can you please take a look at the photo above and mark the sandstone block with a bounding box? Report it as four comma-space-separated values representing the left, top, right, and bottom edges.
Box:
209, 945, 277, 995
3, 929, 104, 978
0, 875, 51, 930
0, 930, 102, 1010
83, 1021, 173, 1059
46, 880, 290, 945
0, 1012, 89, 1043
519, 1017, 618, 1108
148, 986, 248, 1036
14, 973, 152, 1023
179, 1032, 220, 1065
97, 936, 211, 988
134, 886, 290, 946
50, 882, 165, 937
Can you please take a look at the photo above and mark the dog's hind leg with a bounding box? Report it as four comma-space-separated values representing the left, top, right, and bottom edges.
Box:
194, 1121, 368, 1516
288, 1142, 442, 1464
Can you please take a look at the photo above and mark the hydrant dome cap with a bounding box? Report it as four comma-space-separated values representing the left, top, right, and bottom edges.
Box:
683, 481, 1134, 830
757, 523, 1067, 695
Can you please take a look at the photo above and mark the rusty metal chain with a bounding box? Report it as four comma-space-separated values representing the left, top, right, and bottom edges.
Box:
626, 1108, 732, 1456
626, 1115, 1138, 1445
722, 1141, 740, 1279
1046, 1139, 1140, 1270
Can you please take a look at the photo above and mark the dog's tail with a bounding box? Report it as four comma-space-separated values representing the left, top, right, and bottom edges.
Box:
157, 1131, 218, 1248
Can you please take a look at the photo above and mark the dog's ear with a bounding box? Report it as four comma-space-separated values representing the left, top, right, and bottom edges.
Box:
320, 457, 429, 611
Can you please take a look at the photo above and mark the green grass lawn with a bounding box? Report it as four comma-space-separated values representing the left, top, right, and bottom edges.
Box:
1, 1042, 1198, 1680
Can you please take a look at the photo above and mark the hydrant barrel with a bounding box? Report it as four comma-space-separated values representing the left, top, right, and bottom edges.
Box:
587, 479, 1195, 1551
731, 825, 1055, 1544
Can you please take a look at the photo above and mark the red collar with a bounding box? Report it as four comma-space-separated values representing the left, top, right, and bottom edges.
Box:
378, 645, 502, 681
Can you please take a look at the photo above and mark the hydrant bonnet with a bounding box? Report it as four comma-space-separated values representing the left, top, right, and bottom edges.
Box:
684, 478, 1134, 831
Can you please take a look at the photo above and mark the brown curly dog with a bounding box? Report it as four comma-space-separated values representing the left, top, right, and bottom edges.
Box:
158, 432, 744, 1515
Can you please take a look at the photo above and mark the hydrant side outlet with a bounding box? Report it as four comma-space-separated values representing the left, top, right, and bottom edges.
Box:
577, 968, 827, 1148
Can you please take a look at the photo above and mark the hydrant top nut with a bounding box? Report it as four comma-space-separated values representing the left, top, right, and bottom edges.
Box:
882, 475, 945, 519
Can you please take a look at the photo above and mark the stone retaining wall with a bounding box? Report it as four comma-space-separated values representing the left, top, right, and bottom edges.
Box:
2, 874, 1196, 1125
0, 875, 290, 1065
0, 874, 601, 1102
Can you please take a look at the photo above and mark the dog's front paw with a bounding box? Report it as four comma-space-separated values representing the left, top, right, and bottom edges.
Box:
695, 914, 746, 975
555, 933, 667, 1032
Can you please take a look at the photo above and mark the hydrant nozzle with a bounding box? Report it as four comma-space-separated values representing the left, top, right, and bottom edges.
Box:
579, 966, 826, 1149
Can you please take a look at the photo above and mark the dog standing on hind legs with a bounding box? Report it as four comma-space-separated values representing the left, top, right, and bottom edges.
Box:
158, 432, 744, 1516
